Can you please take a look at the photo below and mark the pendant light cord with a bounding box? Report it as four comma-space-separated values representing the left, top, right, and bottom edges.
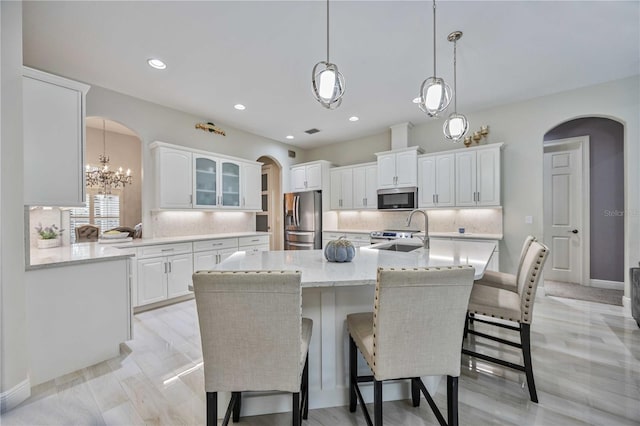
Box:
326, 0, 330, 63
432, 0, 436, 76
102, 119, 107, 158
453, 38, 457, 113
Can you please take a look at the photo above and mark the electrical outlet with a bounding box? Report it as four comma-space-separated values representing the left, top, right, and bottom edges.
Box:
525, 216, 533, 224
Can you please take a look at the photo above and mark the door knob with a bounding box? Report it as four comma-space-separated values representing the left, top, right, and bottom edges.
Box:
568, 229, 579, 234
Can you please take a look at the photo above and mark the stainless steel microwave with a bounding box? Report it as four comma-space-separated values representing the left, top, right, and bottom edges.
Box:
377, 187, 418, 210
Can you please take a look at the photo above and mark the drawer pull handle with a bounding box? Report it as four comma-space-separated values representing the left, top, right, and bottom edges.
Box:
161, 248, 174, 252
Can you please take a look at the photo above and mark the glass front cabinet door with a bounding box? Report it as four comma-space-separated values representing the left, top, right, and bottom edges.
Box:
221, 160, 241, 207
193, 155, 241, 208
194, 156, 218, 207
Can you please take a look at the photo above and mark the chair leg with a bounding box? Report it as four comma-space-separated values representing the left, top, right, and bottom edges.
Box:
447, 376, 458, 426
520, 323, 538, 403
206, 392, 217, 426
292, 392, 300, 426
374, 380, 383, 426
463, 313, 469, 340
302, 355, 309, 419
349, 336, 357, 413
411, 378, 420, 407
232, 392, 241, 422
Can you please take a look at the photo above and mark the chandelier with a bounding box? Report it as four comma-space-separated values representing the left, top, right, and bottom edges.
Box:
85, 120, 132, 195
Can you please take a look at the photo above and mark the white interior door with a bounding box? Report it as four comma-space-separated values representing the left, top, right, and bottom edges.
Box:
543, 139, 586, 284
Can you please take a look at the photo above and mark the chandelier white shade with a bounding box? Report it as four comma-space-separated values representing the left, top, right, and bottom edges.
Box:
417, 0, 451, 117
443, 30, 469, 141
312, 0, 345, 109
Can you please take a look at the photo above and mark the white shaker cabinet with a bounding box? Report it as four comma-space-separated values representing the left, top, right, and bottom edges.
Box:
241, 162, 262, 210
376, 146, 421, 189
193, 238, 239, 271
418, 154, 455, 208
330, 167, 353, 210
290, 160, 331, 192
155, 146, 193, 209
238, 235, 270, 252
352, 163, 377, 209
23, 67, 90, 206
455, 145, 501, 207
136, 243, 193, 306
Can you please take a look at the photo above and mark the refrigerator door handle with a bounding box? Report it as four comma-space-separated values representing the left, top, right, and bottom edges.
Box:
294, 195, 300, 227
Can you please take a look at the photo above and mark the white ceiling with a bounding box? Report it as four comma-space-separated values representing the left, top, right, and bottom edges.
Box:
22, 1, 640, 149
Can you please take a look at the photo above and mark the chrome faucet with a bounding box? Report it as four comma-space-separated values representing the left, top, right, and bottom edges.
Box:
406, 209, 429, 249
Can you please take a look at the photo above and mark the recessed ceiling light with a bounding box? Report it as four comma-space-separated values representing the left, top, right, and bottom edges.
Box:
147, 58, 167, 70
286, 135, 295, 140
412, 97, 421, 104
234, 104, 246, 110
349, 116, 359, 122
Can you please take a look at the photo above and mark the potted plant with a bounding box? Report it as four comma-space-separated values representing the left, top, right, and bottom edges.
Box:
35, 223, 64, 249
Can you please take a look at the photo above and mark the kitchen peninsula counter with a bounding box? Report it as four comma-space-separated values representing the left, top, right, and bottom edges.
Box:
27, 231, 270, 269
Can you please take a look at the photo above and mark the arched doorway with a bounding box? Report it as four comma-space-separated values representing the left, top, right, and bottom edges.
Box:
76, 117, 142, 241
543, 117, 624, 289
257, 156, 283, 250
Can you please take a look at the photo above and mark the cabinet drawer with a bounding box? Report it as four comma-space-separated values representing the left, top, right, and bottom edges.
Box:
238, 235, 269, 247
323, 232, 345, 241
345, 233, 370, 243
138, 242, 192, 258
241, 244, 269, 253
193, 238, 238, 252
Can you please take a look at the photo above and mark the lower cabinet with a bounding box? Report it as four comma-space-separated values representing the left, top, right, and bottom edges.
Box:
193, 238, 239, 271
136, 242, 194, 306
322, 231, 371, 249
133, 235, 270, 310
238, 235, 270, 252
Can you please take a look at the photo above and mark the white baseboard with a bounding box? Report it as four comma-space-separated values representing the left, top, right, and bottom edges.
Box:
0, 378, 30, 413
622, 296, 632, 318
589, 279, 624, 290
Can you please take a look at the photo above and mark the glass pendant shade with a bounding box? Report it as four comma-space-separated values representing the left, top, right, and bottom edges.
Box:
418, 76, 452, 117
312, 61, 345, 109
443, 112, 469, 141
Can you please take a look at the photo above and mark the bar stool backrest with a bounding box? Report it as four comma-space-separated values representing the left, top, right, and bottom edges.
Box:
193, 270, 303, 393
516, 241, 549, 324
372, 266, 475, 381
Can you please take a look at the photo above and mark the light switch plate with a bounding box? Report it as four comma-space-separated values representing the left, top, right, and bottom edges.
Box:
525, 215, 533, 224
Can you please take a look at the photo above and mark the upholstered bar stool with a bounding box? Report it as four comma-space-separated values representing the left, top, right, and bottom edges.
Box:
463, 241, 549, 403
475, 235, 536, 291
74, 224, 99, 242
347, 266, 475, 426
192, 270, 312, 426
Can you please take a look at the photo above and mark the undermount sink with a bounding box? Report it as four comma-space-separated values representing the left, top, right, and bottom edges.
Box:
372, 242, 422, 252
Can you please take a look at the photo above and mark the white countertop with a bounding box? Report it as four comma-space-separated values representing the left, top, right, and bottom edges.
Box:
28, 242, 136, 270
213, 239, 496, 286
324, 229, 502, 240
27, 232, 270, 270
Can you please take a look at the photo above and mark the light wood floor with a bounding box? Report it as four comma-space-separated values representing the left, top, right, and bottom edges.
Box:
2, 289, 639, 425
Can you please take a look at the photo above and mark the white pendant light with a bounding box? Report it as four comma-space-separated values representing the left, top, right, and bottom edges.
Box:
312, 0, 345, 109
443, 31, 469, 142
418, 0, 451, 117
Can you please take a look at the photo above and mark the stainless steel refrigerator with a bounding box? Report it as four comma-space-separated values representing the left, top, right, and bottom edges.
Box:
284, 190, 322, 250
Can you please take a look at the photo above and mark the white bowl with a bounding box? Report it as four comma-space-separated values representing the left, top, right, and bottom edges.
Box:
101, 232, 130, 240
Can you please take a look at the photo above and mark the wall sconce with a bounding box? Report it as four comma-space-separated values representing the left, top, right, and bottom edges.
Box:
464, 125, 489, 147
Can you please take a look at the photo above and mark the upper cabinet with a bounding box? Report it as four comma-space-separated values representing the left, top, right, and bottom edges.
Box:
193, 154, 242, 208
156, 147, 193, 209
352, 163, 377, 209
455, 144, 501, 207
289, 160, 331, 192
23, 67, 90, 206
151, 142, 261, 211
375, 146, 421, 189
418, 153, 455, 208
330, 167, 353, 210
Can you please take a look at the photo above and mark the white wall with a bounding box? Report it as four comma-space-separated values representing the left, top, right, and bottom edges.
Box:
306, 129, 390, 167
307, 76, 640, 302
0, 0, 30, 410
85, 85, 304, 237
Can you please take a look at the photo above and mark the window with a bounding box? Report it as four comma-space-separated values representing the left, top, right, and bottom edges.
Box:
69, 191, 121, 242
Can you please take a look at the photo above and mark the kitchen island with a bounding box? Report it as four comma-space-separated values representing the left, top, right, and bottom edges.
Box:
211, 239, 495, 416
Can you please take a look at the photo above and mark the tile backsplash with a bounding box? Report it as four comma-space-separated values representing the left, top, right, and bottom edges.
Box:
336, 208, 503, 234
151, 211, 255, 238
